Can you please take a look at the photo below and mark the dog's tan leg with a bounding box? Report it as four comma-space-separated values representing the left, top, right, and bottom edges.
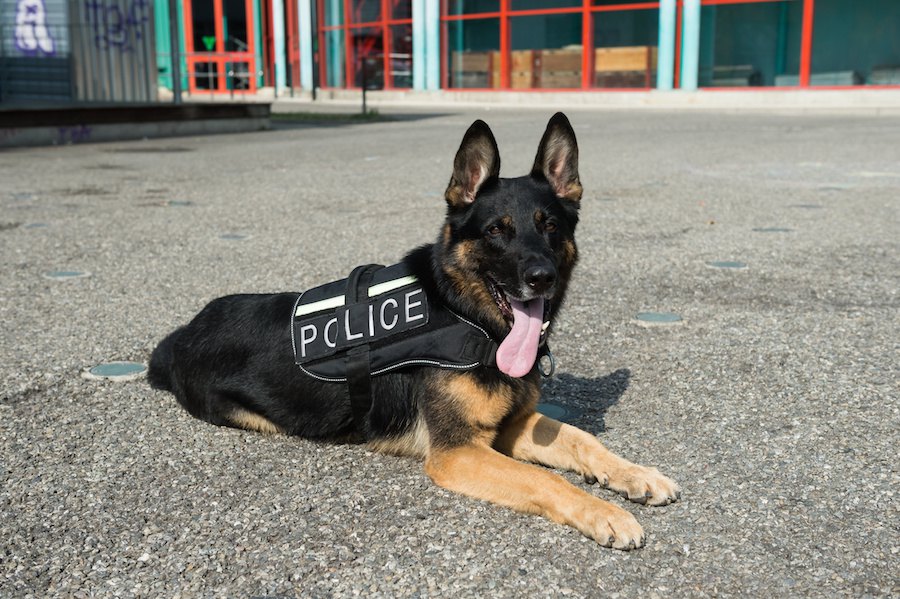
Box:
227, 407, 283, 434
494, 412, 680, 506
425, 443, 646, 549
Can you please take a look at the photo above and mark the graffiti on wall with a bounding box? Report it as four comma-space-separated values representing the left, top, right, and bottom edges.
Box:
83, 0, 150, 53
14, 0, 57, 56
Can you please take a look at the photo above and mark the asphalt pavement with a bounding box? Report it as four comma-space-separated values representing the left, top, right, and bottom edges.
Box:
1, 107, 898, 597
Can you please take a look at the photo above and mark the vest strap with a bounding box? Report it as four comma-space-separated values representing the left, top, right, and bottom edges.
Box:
344, 264, 382, 432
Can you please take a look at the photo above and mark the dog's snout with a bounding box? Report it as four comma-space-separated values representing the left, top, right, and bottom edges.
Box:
524, 265, 556, 294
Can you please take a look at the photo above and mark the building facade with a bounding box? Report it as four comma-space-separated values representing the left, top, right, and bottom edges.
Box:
153, 0, 900, 96
0, 0, 157, 103
1, 0, 897, 104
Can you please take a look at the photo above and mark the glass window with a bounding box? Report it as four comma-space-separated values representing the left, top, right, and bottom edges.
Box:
510, 13, 582, 89
811, 0, 900, 86
350, 27, 383, 87
511, 0, 581, 9
191, 0, 217, 52
323, 0, 344, 27
222, 0, 249, 52
593, 8, 658, 88
389, 24, 413, 88
323, 28, 345, 87
319, 0, 412, 89
698, 1, 802, 87
446, 0, 499, 15
594, 0, 657, 4
350, 0, 381, 24
446, 18, 500, 88
391, 0, 412, 20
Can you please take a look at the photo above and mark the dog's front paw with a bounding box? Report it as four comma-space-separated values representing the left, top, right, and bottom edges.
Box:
580, 502, 645, 550
602, 465, 681, 506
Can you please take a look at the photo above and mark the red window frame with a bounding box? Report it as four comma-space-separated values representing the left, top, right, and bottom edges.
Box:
317, 0, 414, 90
442, 0, 900, 92
441, 0, 663, 92
182, 0, 258, 94
694, 0, 813, 89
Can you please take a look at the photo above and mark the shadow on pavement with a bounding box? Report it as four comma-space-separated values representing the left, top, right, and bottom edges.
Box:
541, 368, 631, 434
269, 112, 451, 130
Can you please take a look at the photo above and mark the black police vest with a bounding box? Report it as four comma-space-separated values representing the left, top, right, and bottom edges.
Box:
291, 263, 500, 431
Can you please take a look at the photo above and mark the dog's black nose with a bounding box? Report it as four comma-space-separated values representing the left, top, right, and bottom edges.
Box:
524, 265, 556, 294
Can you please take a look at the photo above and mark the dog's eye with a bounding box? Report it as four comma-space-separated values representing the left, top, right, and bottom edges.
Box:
544, 222, 558, 234
487, 224, 503, 236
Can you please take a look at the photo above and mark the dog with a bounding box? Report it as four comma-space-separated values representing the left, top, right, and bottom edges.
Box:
148, 113, 679, 549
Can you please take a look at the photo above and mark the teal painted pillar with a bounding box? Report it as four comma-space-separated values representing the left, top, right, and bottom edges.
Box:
424, 0, 440, 90
154, 0, 172, 89
272, 0, 286, 90
326, 0, 343, 87
656, 0, 676, 90
412, 0, 425, 90
680, 0, 700, 90
299, 0, 314, 90
253, 0, 264, 87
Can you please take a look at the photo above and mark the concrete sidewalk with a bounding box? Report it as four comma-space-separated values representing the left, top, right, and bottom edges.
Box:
274, 88, 900, 115
1, 108, 897, 597
265, 86, 900, 114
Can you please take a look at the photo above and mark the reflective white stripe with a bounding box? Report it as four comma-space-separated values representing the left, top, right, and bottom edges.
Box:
295, 295, 345, 317
294, 275, 419, 317
367, 275, 418, 297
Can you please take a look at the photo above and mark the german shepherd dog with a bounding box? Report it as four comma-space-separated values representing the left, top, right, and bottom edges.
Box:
148, 113, 679, 549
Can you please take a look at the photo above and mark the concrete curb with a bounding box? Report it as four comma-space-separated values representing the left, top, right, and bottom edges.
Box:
0, 103, 271, 148
268, 87, 900, 114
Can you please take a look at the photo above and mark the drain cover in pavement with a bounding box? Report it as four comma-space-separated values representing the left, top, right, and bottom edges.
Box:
167, 200, 193, 207
219, 233, 250, 240
706, 261, 748, 270
83, 361, 146, 381
635, 312, 683, 325
25, 223, 48, 229
536, 402, 582, 423
43, 270, 91, 280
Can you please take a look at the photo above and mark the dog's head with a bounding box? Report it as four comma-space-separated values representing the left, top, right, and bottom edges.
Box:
439, 113, 581, 377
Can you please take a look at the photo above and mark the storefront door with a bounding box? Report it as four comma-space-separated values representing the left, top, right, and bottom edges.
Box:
183, 0, 257, 93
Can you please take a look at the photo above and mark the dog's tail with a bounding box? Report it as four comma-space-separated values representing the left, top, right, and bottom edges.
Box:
147, 327, 183, 392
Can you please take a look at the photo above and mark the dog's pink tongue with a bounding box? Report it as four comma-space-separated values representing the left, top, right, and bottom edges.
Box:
496, 298, 544, 378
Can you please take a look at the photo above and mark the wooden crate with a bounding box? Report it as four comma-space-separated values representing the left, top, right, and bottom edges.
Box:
451, 51, 490, 72
510, 70, 534, 89
529, 49, 583, 89
510, 50, 536, 72
540, 49, 582, 72
541, 71, 581, 89
510, 50, 536, 89
595, 46, 657, 73
595, 71, 649, 88
451, 51, 501, 88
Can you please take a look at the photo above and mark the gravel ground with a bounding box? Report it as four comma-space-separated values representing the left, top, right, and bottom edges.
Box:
1, 108, 897, 597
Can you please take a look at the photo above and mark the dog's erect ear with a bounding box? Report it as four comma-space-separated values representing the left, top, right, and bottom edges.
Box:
531, 112, 582, 203
445, 119, 501, 208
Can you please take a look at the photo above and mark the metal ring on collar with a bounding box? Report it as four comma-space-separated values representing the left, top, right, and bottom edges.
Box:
539, 349, 556, 378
